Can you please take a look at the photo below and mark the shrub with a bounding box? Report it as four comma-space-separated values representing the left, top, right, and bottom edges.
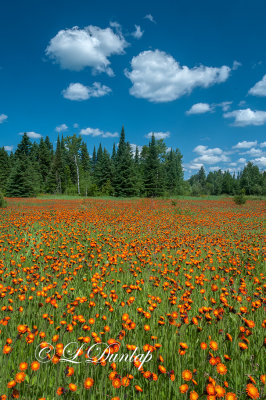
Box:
0, 191, 7, 208
234, 189, 246, 205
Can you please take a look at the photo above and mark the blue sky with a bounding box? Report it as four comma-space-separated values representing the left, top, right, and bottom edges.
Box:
0, 0, 266, 176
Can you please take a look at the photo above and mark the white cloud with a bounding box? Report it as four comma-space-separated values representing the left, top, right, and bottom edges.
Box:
4, 145, 13, 151
233, 140, 258, 149
0, 114, 8, 123
188, 162, 204, 170
132, 25, 144, 39
62, 82, 111, 101
238, 158, 246, 163
55, 123, 68, 133
144, 14, 156, 23
80, 127, 118, 138
19, 132, 42, 139
186, 103, 212, 115
217, 101, 232, 111
145, 131, 170, 139
209, 166, 221, 171
251, 157, 266, 167
130, 143, 143, 154
260, 141, 266, 148
232, 60, 242, 70
194, 145, 223, 155
73, 123, 79, 128
193, 145, 230, 164
242, 148, 263, 157
248, 74, 266, 96
238, 100, 246, 107
46, 25, 128, 75
125, 50, 231, 103
224, 108, 266, 126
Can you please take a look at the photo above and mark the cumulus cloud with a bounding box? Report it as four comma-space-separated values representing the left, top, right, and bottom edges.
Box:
132, 25, 144, 39
144, 14, 156, 23
224, 108, 266, 126
62, 82, 111, 101
238, 158, 246, 163
0, 114, 8, 123
186, 103, 212, 115
193, 145, 230, 164
242, 148, 263, 157
188, 162, 204, 170
19, 132, 42, 139
252, 156, 266, 167
46, 25, 128, 75
260, 141, 266, 148
80, 127, 118, 138
233, 140, 258, 149
125, 50, 231, 103
145, 131, 170, 139
4, 145, 13, 151
55, 123, 68, 133
248, 75, 266, 96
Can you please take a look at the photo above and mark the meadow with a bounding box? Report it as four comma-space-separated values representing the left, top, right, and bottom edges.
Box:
0, 198, 265, 400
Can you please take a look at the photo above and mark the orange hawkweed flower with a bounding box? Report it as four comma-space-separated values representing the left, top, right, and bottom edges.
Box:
135, 385, 143, 392
179, 384, 189, 393
15, 372, 25, 383
216, 363, 227, 375
144, 324, 150, 331
7, 380, 16, 389
226, 393, 237, 400
190, 391, 199, 400
209, 341, 218, 351
182, 370, 192, 381
68, 383, 77, 392
31, 361, 40, 371
112, 378, 121, 389
215, 385, 226, 398
158, 365, 167, 374
200, 342, 208, 350
19, 362, 28, 371
246, 384, 260, 399
84, 377, 94, 389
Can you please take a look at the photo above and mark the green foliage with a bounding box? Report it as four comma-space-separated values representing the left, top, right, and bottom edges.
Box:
0, 191, 7, 207
1, 128, 265, 199
234, 189, 247, 205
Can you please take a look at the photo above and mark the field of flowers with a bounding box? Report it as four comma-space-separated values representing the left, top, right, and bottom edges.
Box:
0, 198, 265, 400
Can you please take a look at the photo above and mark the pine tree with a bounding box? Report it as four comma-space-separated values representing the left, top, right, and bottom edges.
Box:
144, 134, 163, 197
38, 137, 53, 191
113, 126, 135, 197
6, 156, 36, 197
0, 147, 10, 193
46, 136, 64, 193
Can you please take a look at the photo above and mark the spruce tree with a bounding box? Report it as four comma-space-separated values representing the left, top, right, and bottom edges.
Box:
6, 156, 36, 197
144, 134, 163, 197
0, 147, 10, 193
113, 126, 135, 197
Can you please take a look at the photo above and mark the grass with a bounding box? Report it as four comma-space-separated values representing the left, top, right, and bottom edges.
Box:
0, 198, 265, 400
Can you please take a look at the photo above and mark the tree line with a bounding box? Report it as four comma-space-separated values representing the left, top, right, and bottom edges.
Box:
0, 127, 265, 197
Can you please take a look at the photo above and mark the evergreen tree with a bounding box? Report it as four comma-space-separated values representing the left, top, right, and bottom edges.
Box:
38, 137, 53, 191
143, 133, 163, 197
6, 156, 36, 197
46, 136, 65, 193
0, 147, 10, 193
113, 126, 135, 197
